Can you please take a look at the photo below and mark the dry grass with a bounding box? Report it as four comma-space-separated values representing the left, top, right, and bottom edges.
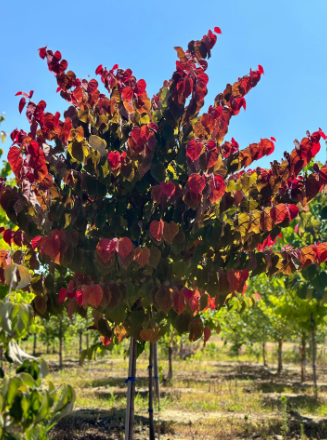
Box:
16, 335, 327, 439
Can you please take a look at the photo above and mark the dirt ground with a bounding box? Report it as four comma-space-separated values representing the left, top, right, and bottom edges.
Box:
42, 338, 327, 440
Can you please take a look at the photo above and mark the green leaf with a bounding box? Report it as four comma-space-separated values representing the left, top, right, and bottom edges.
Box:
150, 163, 166, 182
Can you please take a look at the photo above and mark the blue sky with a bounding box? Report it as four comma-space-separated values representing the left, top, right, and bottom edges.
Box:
1, 0, 326, 168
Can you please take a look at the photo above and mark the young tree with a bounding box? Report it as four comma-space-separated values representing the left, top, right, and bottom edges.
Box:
2, 28, 327, 438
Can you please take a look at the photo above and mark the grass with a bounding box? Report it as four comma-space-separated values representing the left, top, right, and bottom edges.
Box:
15, 335, 327, 439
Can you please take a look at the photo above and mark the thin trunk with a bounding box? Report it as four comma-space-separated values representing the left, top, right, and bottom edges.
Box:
168, 346, 173, 379
125, 337, 137, 440
301, 332, 306, 383
86, 332, 89, 351
33, 333, 37, 357
79, 331, 83, 366
148, 343, 155, 440
311, 313, 318, 398
263, 341, 267, 367
153, 342, 160, 409
46, 339, 49, 354
59, 316, 63, 371
277, 337, 283, 374
180, 339, 182, 360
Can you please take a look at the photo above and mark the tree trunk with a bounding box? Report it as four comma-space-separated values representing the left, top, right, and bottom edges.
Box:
86, 332, 89, 351
59, 316, 63, 371
168, 345, 173, 379
46, 339, 49, 354
79, 331, 83, 366
148, 343, 155, 440
153, 342, 160, 409
263, 341, 267, 367
125, 337, 137, 440
179, 339, 183, 360
277, 337, 283, 374
301, 332, 306, 383
33, 333, 37, 357
311, 313, 318, 398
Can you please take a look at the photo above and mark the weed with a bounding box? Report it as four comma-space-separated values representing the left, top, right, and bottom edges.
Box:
280, 395, 289, 437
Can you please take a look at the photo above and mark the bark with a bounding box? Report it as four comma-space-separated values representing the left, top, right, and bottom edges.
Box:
86, 332, 89, 351
33, 333, 37, 357
168, 345, 173, 379
153, 342, 160, 409
148, 343, 155, 440
125, 337, 137, 440
311, 313, 318, 398
59, 316, 63, 371
301, 332, 306, 383
263, 341, 267, 367
79, 331, 83, 366
277, 337, 283, 374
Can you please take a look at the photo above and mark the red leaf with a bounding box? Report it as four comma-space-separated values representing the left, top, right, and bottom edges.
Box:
29, 90, 34, 99
319, 128, 327, 140
214, 27, 222, 34
136, 79, 146, 95
108, 151, 120, 170
122, 87, 134, 102
54, 50, 62, 60
134, 247, 150, 267
68, 279, 75, 296
189, 290, 200, 316
13, 230, 24, 247
38, 46, 47, 59
84, 284, 103, 308
182, 288, 194, 300
8, 147, 23, 176
160, 181, 175, 198
75, 290, 83, 306
258, 65, 264, 74
286, 204, 299, 221
87, 79, 98, 94
39, 234, 61, 262
187, 174, 206, 195
95, 64, 103, 75
59, 287, 67, 303
150, 219, 164, 241
101, 336, 113, 346
31, 236, 43, 250
96, 238, 117, 263
2, 229, 14, 245
271, 136, 277, 142
172, 289, 186, 315
270, 204, 288, 223
209, 175, 226, 203
186, 140, 203, 161
227, 269, 249, 293
19, 97, 26, 114
204, 327, 211, 347
15, 92, 23, 96
115, 237, 133, 258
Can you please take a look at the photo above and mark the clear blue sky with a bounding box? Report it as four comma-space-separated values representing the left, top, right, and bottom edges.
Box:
1, 0, 327, 168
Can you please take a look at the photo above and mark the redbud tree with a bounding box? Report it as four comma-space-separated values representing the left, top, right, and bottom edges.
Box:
2, 27, 327, 352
